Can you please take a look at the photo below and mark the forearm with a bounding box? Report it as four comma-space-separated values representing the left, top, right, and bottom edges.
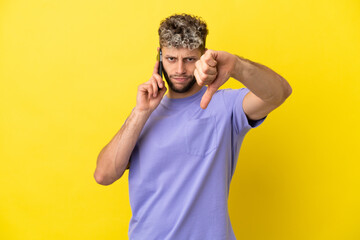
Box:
94, 108, 151, 185
231, 55, 292, 104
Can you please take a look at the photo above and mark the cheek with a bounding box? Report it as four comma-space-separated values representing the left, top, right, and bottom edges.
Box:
188, 64, 196, 74
162, 63, 171, 74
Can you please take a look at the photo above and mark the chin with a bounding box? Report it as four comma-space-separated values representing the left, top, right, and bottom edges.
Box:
168, 77, 197, 93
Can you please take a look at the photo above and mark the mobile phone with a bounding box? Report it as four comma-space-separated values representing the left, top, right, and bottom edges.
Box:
157, 49, 163, 79
157, 49, 163, 90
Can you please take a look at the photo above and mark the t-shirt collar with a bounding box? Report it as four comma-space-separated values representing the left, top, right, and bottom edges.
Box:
161, 86, 207, 109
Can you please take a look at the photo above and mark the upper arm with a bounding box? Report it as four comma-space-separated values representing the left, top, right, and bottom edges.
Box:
242, 91, 279, 121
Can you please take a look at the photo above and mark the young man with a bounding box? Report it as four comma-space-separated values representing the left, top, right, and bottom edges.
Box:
94, 14, 292, 239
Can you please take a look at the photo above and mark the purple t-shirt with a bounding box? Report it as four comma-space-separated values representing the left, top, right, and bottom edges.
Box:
128, 86, 266, 240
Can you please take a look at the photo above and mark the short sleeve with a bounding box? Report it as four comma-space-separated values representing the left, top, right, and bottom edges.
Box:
221, 88, 267, 135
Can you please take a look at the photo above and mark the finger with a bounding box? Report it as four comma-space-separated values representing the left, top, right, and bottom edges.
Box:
203, 50, 217, 67
200, 60, 217, 75
146, 84, 153, 101
153, 60, 160, 75
151, 79, 158, 97
194, 61, 207, 85
152, 85, 167, 102
195, 60, 204, 77
139, 83, 149, 93
157, 85, 167, 98
197, 57, 217, 78
153, 73, 164, 89
194, 68, 204, 86
195, 65, 214, 86
200, 85, 218, 109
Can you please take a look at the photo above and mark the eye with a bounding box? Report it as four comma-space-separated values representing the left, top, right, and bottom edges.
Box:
186, 58, 195, 62
167, 57, 175, 62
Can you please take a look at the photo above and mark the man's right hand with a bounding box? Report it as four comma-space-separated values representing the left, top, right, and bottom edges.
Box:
95, 61, 166, 184
135, 61, 167, 113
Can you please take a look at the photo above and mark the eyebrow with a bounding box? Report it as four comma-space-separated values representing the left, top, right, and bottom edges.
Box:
164, 55, 198, 59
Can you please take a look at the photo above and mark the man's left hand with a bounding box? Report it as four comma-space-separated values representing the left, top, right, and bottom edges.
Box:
194, 49, 238, 109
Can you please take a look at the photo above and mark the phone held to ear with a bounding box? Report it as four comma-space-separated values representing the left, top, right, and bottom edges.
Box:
157, 49, 163, 90
157, 49, 163, 78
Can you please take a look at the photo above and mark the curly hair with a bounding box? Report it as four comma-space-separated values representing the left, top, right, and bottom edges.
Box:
158, 13, 208, 52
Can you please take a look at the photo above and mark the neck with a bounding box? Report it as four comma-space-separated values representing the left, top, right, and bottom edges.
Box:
166, 84, 203, 99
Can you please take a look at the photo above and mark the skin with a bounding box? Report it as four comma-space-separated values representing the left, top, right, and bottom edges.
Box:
147, 46, 292, 119
161, 47, 203, 99
94, 46, 292, 185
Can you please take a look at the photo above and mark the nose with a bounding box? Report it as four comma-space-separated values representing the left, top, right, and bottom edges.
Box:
175, 61, 186, 75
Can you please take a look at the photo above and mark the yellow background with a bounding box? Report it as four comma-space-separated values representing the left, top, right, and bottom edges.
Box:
1, 0, 359, 239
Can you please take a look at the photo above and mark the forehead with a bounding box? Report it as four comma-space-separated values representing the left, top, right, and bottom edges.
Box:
162, 47, 202, 57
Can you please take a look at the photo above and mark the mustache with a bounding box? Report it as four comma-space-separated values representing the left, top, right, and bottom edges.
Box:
169, 74, 193, 78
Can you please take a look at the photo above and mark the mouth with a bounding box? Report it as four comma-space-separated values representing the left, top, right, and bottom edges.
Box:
172, 77, 191, 83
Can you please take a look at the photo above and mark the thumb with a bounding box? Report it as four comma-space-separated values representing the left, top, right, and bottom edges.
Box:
200, 86, 217, 109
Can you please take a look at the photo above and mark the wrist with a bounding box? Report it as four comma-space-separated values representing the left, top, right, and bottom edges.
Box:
230, 55, 250, 82
133, 107, 152, 117
230, 55, 241, 79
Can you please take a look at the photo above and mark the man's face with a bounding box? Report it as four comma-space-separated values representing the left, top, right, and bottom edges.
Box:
161, 47, 202, 93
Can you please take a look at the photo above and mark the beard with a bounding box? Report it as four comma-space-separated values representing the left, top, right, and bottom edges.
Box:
163, 68, 197, 93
